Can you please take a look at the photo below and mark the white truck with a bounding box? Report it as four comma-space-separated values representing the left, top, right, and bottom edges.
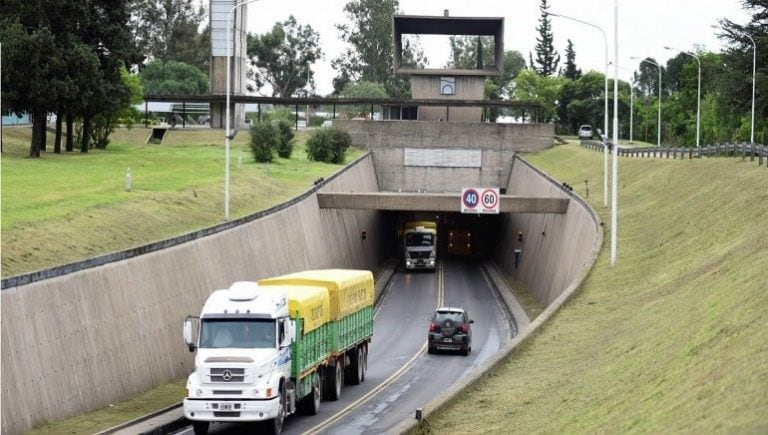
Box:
182, 269, 374, 435
403, 221, 437, 271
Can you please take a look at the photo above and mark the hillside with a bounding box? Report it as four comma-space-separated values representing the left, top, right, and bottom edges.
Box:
428, 145, 768, 433
0, 127, 363, 277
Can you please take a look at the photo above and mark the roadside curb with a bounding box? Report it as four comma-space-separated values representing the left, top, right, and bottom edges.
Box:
95, 402, 183, 435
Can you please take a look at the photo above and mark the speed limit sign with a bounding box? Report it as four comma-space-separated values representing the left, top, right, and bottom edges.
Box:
480, 188, 500, 214
461, 187, 500, 214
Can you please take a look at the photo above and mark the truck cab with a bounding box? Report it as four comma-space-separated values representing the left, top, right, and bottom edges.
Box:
183, 282, 293, 435
403, 221, 437, 271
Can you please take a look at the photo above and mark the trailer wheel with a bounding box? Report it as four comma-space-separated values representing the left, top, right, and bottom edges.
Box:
301, 372, 321, 415
323, 361, 343, 401
361, 343, 368, 382
346, 347, 364, 385
192, 421, 209, 435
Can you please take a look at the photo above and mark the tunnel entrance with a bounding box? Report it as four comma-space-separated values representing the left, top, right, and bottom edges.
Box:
386, 210, 504, 263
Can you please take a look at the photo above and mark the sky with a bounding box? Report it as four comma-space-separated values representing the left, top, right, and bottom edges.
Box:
239, 0, 752, 95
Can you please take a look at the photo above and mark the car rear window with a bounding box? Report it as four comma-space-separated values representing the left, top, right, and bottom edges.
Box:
435, 311, 464, 323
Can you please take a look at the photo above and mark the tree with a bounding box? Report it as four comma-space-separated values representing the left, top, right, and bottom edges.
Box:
0, 0, 135, 156
563, 39, 581, 79
512, 69, 564, 122
448, 36, 495, 70
332, 0, 426, 98
533, 0, 560, 76
140, 60, 209, 95
340, 81, 388, 118
128, 0, 207, 69
246, 16, 323, 97
717, 2, 767, 142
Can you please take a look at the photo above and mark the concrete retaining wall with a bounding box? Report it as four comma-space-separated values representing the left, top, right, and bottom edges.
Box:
495, 156, 601, 305
0, 155, 384, 435
335, 120, 553, 192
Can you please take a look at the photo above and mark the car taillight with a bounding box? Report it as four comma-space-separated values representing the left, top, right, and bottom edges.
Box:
429, 322, 438, 332
461, 323, 469, 334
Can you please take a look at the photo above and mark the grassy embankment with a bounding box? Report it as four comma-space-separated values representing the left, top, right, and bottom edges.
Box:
1, 127, 363, 277
427, 143, 768, 433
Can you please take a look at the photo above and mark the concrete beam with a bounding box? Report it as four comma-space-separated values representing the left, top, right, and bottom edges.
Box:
317, 192, 568, 214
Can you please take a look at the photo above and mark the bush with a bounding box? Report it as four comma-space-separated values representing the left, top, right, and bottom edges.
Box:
309, 115, 327, 127
249, 122, 278, 162
276, 120, 294, 158
306, 127, 351, 164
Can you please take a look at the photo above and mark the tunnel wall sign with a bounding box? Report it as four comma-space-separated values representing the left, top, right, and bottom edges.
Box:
461, 187, 500, 214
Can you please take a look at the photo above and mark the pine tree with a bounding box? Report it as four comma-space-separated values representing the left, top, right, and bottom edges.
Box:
533, 0, 560, 76
564, 39, 581, 79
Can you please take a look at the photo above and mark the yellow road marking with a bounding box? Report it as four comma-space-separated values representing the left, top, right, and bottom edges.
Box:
304, 261, 445, 434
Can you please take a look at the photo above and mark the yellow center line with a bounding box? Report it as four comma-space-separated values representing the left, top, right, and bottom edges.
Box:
304, 261, 445, 435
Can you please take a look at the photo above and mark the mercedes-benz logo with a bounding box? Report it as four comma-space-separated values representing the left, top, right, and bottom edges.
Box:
222, 369, 232, 381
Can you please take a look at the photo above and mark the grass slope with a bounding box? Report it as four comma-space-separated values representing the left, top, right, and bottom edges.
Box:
428, 144, 768, 433
1, 127, 362, 277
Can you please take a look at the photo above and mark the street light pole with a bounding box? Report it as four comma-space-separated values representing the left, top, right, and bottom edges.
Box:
744, 34, 756, 145
632, 57, 662, 147
225, 0, 260, 221
610, 0, 619, 266
547, 10, 610, 207
665, 46, 701, 148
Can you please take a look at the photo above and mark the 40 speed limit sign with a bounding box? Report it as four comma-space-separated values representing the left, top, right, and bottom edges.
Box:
461, 187, 500, 214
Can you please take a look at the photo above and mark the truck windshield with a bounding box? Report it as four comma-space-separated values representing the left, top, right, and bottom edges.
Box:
199, 319, 276, 349
405, 233, 434, 247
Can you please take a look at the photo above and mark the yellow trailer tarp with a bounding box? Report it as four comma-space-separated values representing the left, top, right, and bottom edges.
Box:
259, 269, 374, 321
259, 285, 330, 334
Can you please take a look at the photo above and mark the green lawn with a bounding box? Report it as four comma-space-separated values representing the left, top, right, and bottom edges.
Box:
427, 144, 768, 433
1, 127, 363, 277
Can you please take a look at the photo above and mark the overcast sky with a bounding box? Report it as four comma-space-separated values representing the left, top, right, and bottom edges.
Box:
242, 0, 751, 95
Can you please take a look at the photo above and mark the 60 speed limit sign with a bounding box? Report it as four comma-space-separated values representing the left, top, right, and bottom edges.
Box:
461, 187, 500, 214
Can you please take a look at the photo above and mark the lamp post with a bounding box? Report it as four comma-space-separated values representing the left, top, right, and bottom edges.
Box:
631, 56, 662, 147
665, 46, 701, 149
743, 33, 756, 145
547, 10, 610, 207
225, 0, 260, 221
610, 0, 618, 266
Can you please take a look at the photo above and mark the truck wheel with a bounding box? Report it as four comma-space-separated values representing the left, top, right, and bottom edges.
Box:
192, 421, 209, 435
360, 343, 368, 382
323, 362, 343, 401
346, 347, 363, 385
265, 385, 285, 435
301, 372, 321, 415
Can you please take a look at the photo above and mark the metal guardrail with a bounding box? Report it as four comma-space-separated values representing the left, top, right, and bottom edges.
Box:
580, 140, 767, 167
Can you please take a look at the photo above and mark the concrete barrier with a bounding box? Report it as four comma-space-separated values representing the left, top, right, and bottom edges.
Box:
0, 154, 385, 435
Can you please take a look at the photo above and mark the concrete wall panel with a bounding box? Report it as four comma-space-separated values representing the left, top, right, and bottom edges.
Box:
1, 156, 383, 435
495, 157, 601, 305
336, 120, 552, 193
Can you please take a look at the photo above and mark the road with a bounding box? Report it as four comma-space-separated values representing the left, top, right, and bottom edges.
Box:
173, 259, 514, 435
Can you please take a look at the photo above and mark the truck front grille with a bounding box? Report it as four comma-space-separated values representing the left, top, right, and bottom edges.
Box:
409, 251, 432, 259
209, 368, 245, 383
213, 390, 243, 395
213, 411, 240, 417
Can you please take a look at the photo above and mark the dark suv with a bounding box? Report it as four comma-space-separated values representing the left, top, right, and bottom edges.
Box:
427, 307, 473, 355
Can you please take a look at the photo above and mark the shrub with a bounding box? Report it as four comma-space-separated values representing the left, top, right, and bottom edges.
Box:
249, 122, 278, 162
306, 127, 351, 164
276, 120, 294, 158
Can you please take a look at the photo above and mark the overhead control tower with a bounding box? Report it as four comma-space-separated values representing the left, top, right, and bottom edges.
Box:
209, 0, 249, 129
393, 12, 504, 122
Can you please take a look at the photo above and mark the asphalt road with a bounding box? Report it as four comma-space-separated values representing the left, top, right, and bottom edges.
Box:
172, 258, 513, 435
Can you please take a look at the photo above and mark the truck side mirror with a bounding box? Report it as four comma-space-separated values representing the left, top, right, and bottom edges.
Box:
183, 316, 198, 352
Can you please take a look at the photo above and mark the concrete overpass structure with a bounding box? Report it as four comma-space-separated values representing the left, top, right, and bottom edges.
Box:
317, 192, 568, 213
